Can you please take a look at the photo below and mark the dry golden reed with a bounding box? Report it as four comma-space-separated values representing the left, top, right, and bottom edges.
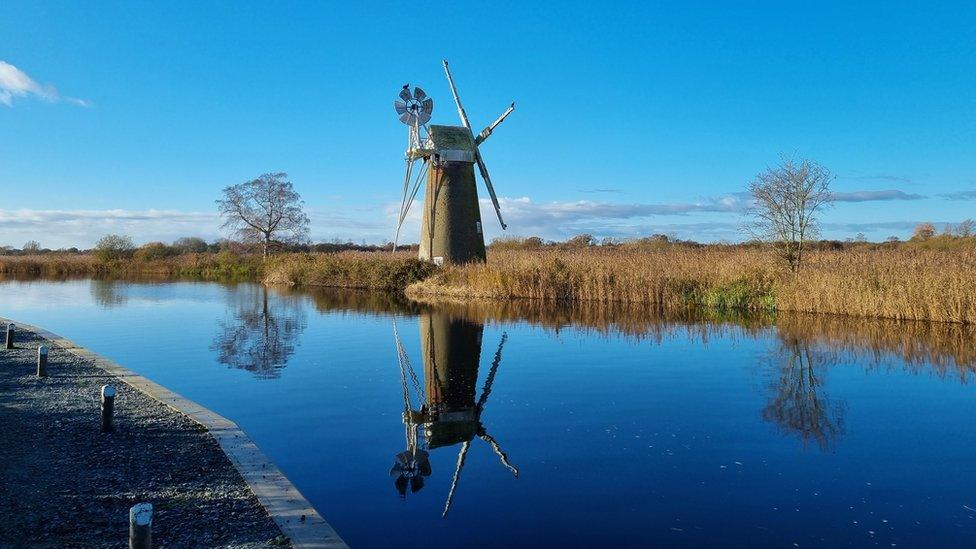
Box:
263, 251, 435, 290
0, 252, 261, 280
405, 247, 976, 324
407, 247, 779, 308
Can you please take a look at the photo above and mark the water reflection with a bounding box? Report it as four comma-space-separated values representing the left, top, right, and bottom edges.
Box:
90, 279, 128, 308
761, 336, 845, 451
391, 310, 517, 516
211, 285, 307, 378
396, 295, 976, 379
286, 289, 976, 456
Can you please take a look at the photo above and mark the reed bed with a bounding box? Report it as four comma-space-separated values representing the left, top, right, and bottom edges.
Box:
776, 248, 976, 323
263, 251, 436, 290
406, 247, 976, 324
407, 247, 779, 309
0, 253, 261, 280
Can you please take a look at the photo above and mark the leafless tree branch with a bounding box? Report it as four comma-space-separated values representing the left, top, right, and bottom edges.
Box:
745, 156, 834, 272
216, 172, 310, 258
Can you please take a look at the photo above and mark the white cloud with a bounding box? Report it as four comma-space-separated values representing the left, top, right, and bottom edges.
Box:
0, 206, 410, 249
471, 196, 744, 241
0, 209, 220, 248
0, 61, 89, 107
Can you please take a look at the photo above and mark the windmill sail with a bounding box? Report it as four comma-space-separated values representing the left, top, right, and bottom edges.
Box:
442, 60, 508, 230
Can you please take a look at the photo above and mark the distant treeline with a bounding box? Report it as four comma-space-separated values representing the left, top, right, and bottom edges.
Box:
4, 220, 974, 257
1, 237, 419, 258
487, 222, 976, 252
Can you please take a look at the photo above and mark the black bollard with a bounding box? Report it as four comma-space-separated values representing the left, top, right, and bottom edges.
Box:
4, 323, 13, 349
129, 502, 153, 549
37, 345, 48, 377
101, 385, 116, 433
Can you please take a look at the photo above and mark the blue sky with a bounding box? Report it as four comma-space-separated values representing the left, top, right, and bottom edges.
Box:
1, 1, 974, 248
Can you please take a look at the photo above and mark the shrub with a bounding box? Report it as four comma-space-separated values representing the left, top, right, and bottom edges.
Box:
134, 242, 179, 261
94, 234, 135, 262
489, 236, 546, 251
172, 236, 209, 253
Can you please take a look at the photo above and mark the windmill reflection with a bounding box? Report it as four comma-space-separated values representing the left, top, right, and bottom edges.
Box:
211, 285, 307, 379
391, 311, 517, 516
761, 336, 845, 451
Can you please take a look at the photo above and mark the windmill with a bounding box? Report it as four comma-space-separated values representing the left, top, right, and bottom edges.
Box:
393, 60, 515, 264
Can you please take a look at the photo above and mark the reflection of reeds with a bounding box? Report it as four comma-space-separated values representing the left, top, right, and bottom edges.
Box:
409, 294, 775, 343
776, 313, 976, 381
299, 287, 976, 379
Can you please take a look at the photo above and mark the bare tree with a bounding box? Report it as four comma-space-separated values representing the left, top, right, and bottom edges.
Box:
216, 172, 310, 258
747, 157, 834, 272
911, 222, 936, 241
955, 219, 974, 238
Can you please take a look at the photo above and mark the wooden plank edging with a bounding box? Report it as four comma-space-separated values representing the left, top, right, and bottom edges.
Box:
0, 317, 348, 549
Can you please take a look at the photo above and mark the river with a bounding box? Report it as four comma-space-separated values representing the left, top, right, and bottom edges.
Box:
2, 278, 975, 547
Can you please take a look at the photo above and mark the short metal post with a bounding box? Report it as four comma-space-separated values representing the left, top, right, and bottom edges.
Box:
4, 323, 13, 349
129, 502, 153, 549
101, 385, 116, 433
37, 345, 48, 377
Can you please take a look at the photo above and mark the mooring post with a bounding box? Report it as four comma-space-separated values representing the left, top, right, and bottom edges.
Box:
37, 345, 48, 377
129, 502, 153, 549
101, 385, 116, 433
4, 323, 13, 349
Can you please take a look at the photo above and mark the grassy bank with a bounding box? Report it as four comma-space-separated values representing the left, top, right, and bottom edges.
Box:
404, 247, 976, 324
263, 251, 436, 289
406, 248, 779, 308
0, 253, 262, 280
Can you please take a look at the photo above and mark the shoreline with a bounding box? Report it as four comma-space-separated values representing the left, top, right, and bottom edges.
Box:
4, 245, 976, 324
0, 317, 347, 548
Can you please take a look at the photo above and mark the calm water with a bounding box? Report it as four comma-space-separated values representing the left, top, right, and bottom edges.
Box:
3, 279, 976, 547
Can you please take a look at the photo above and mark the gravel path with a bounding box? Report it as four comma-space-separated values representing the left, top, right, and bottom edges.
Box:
0, 327, 289, 548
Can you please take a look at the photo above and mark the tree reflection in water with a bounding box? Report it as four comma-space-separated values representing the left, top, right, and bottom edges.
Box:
211, 285, 307, 379
761, 336, 845, 451
90, 279, 128, 308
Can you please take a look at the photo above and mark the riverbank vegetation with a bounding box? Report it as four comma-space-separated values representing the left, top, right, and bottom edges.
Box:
0, 252, 262, 280
405, 246, 976, 323
263, 252, 436, 290
3, 227, 975, 324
